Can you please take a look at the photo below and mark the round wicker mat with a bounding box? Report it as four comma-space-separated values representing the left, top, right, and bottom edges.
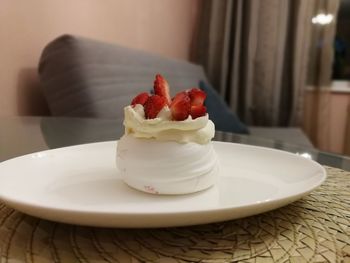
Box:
0, 166, 349, 262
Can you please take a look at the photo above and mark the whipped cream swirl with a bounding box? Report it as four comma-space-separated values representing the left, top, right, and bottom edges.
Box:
123, 105, 215, 144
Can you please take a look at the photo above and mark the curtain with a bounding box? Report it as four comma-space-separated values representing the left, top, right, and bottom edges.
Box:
194, 0, 337, 129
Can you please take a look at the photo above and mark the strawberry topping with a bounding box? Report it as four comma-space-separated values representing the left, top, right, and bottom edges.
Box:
131, 92, 149, 106
170, 92, 191, 121
144, 95, 167, 119
154, 74, 172, 105
188, 88, 206, 106
129, 75, 208, 120
190, 105, 207, 119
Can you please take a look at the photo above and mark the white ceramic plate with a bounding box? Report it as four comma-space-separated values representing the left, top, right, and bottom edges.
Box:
0, 141, 326, 228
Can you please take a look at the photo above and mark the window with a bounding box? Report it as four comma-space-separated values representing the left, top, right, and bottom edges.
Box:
333, 0, 350, 80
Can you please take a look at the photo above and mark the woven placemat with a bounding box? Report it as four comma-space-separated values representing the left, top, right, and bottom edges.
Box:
0, 166, 349, 262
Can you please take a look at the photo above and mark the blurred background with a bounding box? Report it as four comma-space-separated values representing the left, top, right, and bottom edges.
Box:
0, 0, 349, 156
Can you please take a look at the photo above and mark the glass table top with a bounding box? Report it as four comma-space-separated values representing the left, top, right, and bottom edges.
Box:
1, 116, 350, 171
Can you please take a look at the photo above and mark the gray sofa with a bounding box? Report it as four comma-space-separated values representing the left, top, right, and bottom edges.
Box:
38, 35, 313, 148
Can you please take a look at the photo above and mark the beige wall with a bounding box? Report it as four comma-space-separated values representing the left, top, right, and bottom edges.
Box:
0, 0, 200, 116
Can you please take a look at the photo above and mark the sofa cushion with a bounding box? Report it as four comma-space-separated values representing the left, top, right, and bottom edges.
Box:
38, 35, 208, 120
39, 34, 250, 134
199, 81, 249, 134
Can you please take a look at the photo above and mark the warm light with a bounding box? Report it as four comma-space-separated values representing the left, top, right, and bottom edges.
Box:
312, 13, 334, 25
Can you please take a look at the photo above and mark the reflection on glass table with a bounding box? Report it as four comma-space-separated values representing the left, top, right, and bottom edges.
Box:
0, 116, 349, 171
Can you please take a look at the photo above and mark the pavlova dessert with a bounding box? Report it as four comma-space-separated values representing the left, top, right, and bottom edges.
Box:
116, 74, 219, 194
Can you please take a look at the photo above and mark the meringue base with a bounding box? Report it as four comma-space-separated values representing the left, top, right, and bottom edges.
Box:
116, 135, 219, 195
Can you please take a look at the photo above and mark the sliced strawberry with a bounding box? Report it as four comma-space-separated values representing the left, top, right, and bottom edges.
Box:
144, 95, 167, 119
188, 88, 206, 106
154, 74, 172, 105
190, 105, 207, 119
131, 92, 149, 106
170, 92, 191, 121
